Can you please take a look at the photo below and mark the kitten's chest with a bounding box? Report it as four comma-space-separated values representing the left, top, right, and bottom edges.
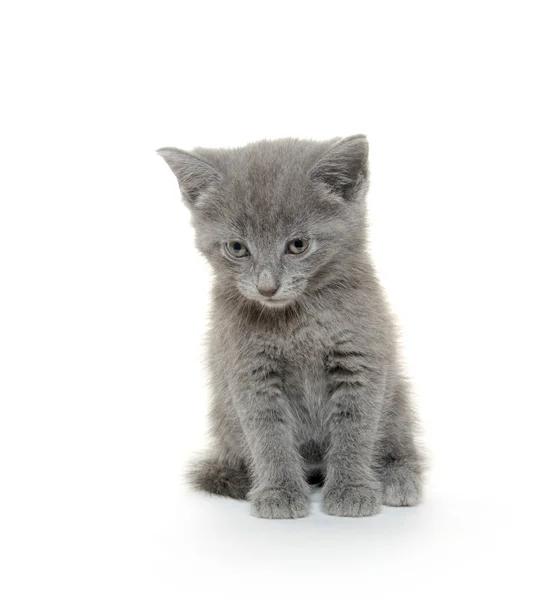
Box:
277, 317, 329, 368
277, 321, 331, 414
282, 360, 328, 418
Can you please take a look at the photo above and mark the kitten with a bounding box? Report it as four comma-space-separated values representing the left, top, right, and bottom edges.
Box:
158, 136, 424, 518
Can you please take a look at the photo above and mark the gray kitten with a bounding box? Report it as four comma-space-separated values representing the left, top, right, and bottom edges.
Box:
158, 136, 424, 519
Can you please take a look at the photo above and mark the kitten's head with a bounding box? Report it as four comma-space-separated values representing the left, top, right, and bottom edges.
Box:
157, 136, 369, 308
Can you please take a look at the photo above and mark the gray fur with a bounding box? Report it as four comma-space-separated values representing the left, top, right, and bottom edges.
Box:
158, 136, 425, 518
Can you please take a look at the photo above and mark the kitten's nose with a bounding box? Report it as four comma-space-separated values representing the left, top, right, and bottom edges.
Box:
257, 270, 280, 298
257, 285, 280, 298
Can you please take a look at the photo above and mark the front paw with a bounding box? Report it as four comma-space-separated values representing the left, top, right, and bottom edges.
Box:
323, 484, 382, 517
250, 487, 310, 519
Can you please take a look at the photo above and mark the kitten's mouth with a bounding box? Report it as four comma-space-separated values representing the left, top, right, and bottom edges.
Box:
258, 297, 292, 308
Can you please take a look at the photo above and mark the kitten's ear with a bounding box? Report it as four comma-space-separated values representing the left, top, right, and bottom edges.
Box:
309, 135, 369, 202
157, 147, 223, 207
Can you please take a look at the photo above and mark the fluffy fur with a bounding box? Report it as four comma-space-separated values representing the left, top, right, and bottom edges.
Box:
158, 136, 424, 518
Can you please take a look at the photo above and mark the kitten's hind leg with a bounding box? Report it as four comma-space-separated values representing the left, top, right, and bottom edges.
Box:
376, 379, 425, 506
377, 455, 423, 507
186, 455, 252, 500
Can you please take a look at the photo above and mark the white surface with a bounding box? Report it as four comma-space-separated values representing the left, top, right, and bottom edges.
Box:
1, 1, 534, 598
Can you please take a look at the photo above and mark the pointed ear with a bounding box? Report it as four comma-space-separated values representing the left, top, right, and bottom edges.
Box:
309, 135, 369, 202
157, 147, 223, 206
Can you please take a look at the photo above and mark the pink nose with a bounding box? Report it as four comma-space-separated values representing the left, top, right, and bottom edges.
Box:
258, 285, 279, 298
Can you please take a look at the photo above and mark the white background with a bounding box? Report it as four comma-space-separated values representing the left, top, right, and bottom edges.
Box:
1, 1, 534, 598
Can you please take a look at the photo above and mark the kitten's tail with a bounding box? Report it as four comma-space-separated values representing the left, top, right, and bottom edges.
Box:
186, 455, 252, 500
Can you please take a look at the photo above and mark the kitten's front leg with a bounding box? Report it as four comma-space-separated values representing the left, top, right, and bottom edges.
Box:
232, 356, 310, 519
323, 348, 385, 517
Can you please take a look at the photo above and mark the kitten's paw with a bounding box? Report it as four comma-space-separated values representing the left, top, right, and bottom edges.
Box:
250, 487, 310, 519
381, 459, 423, 507
323, 484, 382, 517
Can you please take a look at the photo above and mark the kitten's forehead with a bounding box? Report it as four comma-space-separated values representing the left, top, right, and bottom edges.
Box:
196, 138, 333, 176
196, 139, 336, 235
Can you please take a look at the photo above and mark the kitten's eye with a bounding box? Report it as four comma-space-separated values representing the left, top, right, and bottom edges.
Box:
226, 241, 250, 258
286, 238, 310, 255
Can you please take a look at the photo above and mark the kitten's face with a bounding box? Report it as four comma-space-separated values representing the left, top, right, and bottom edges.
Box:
193, 186, 350, 308
216, 233, 319, 308
158, 137, 369, 308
